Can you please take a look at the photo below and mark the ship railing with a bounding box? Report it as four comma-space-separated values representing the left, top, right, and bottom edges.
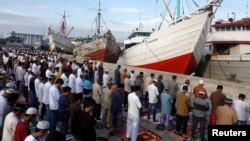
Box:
170, 0, 223, 25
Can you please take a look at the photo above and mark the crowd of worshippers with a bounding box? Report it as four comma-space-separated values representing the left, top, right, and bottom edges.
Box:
0, 48, 249, 141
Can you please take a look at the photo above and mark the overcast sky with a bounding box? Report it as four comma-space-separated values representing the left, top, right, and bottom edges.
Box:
0, 0, 247, 41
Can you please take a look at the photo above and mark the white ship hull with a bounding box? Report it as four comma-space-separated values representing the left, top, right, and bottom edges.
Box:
48, 29, 75, 54
124, 11, 212, 74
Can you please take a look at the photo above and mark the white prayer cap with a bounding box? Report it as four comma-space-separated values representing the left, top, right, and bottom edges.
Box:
26, 107, 37, 115
199, 80, 204, 85
36, 120, 50, 130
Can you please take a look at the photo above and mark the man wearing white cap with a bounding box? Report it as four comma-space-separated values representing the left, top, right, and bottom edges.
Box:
24, 120, 50, 141
14, 107, 37, 141
193, 80, 207, 98
216, 98, 238, 125
191, 89, 210, 141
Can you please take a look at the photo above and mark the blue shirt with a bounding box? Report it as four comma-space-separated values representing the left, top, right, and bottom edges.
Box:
160, 92, 173, 114
83, 79, 92, 90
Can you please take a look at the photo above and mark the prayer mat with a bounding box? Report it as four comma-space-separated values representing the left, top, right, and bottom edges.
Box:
120, 127, 161, 141
168, 118, 208, 141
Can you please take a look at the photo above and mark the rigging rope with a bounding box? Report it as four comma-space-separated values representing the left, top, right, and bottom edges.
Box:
101, 15, 109, 32
185, 0, 191, 12
192, 0, 199, 8
182, 0, 185, 15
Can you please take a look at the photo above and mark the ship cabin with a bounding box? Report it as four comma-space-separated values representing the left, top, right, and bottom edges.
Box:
212, 18, 250, 32
124, 31, 151, 50
206, 18, 250, 58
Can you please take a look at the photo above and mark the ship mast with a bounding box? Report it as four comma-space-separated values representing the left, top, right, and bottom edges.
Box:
177, 0, 181, 19
97, 0, 102, 35
60, 10, 67, 36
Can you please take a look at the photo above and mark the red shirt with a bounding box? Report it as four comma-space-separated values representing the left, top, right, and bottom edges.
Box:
193, 85, 207, 98
66, 64, 72, 77
14, 120, 30, 141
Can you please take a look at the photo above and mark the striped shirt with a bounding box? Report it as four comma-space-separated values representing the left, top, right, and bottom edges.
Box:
193, 97, 210, 120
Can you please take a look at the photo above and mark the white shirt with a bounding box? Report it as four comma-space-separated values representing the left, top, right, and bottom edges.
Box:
124, 78, 132, 93
71, 63, 77, 71
60, 73, 68, 87
2, 112, 19, 141
43, 81, 52, 105
34, 78, 40, 96
15, 66, 20, 81
24, 135, 38, 141
32, 63, 38, 75
127, 92, 142, 121
233, 99, 249, 121
3, 55, 9, 65
84, 65, 89, 71
27, 74, 33, 91
19, 67, 25, 82
49, 85, 61, 110
130, 73, 136, 85
75, 77, 83, 93
37, 82, 44, 103
68, 74, 76, 93
94, 71, 98, 84
48, 62, 54, 69
0, 90, 4, 96
148, 83, 159, 103
45, 69, 53, 78
24, 72, 29, 87
0, 96, 7, 127
103, 73, 110, 87
56, 62, 63, 74
77, 68, 82, 78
